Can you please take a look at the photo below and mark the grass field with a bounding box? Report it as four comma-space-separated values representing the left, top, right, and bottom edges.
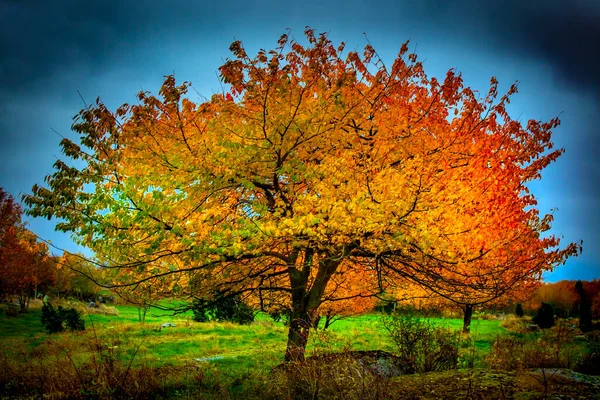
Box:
0, 303, 503, 371
1, 302, 598, 399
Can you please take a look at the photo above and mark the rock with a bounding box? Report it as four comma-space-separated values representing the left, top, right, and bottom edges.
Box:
272, 350, 406, 378
160, 322, 177, 328
88, 301, 99, 308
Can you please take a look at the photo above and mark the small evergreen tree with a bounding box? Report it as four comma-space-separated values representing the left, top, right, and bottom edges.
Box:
61, 307, 85, 331
40, 303, 85, 333
191, 291, 255, 324
191, 298, 211, 322
515, 303, 524, 318
41, 303, 64, 333
532, 302, 555, 329
575, 280, 592, 332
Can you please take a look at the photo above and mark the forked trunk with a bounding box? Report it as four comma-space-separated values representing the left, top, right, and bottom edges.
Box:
283, 246, 349, 362
463, 304, 474, 333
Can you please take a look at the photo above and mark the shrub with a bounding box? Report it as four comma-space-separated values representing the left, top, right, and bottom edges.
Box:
381, 313, 459, 373
191, 291, 255, 324
41, 303, 85, 333
488, 320, 579, 371
62, 307, 85, 331
515, 303, 524, 317
191, 298, 211, 322
532, 302, 555, 329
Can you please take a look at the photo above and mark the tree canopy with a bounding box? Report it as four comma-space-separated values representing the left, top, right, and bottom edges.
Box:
24, 28, 580, 361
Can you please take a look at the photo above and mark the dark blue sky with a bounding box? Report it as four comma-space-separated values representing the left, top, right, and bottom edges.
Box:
0, 0, 598, 281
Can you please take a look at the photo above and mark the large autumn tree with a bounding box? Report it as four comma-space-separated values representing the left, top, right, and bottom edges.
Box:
24, 29, 579, 361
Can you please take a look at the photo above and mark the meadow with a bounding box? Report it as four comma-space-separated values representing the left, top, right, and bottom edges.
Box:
1, 301, 599, 399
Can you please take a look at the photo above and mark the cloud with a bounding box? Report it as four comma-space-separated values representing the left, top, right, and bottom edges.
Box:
410, 0, 600, 100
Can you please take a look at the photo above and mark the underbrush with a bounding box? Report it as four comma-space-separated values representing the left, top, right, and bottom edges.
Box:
488, 318, 584, 371
0, 332, 206, 398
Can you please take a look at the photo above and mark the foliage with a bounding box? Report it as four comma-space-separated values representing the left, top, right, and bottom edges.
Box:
192, 291, 255, 324
381, 313, 459, 373
532, 302, 555, 329
23, 28, 580, 362
41, 302, 85, 333
522, 279, 600, 318
515, 303, 524, 317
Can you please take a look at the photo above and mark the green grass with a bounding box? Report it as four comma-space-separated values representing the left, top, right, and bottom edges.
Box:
0, 303, 506, 374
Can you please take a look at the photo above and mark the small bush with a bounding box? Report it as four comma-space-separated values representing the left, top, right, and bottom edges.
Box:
191, 298, 211, 322
41, 303, 66, 333
381, 313, 459, 373
532, 302, 555, 329
516, 303, 524, 317
41, 303, 85, 333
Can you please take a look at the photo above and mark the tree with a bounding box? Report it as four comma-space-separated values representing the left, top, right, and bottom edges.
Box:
54, 253, 101, 301
515, 303, 524, 317
0, 188, 55, 311
532, 302, 555, 329
575, 280, 592, 332
24, 29, 579, 362
524, 280, 581, 317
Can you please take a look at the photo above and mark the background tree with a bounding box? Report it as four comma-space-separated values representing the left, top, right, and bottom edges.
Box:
575, 280, 592, 332
0, 188, 55, 311
24, 29, 579, 362
54, 253, 101, 301
515, 303, 524, 317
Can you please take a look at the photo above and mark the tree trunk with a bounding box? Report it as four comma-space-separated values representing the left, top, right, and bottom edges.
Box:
283, 245, 351, 362
463, 304, 474, 333
284, 311, 313, 362
18, 292, 29, 313
323, 313, 334, 330
311, 314, 321, 329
